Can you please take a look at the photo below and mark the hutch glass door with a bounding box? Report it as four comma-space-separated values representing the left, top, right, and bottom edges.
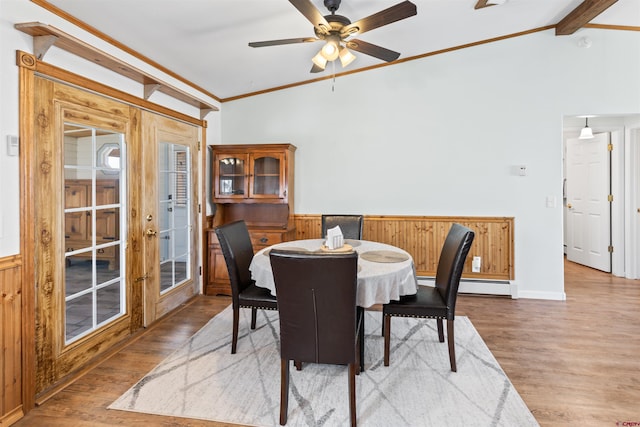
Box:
216, 154, 247, 198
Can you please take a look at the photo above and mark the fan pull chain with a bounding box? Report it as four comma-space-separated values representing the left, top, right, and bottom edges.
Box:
332, 61, 336, 92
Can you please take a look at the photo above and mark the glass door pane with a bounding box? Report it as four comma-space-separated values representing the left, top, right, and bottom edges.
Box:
252, 155, 281, 196
158, 142, 191, 294
63, 123, 126, 343
216, 155, 246, 197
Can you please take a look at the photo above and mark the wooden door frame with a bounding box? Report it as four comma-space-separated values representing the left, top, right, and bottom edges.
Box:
17, 51, 207, 408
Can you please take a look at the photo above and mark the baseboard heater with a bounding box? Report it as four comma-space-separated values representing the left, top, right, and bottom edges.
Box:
416, 276, 514, 298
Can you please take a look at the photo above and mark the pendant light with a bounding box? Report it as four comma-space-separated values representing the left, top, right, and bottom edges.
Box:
579, 117, 594, 139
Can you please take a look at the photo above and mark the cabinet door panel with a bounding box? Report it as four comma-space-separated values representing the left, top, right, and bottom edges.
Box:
65, 211, 88, 241
96, 181, 119, 205
214, 154, 248, 199
65, 182, 88, 208
95, 207, 119, 241
249, 152, 285, 199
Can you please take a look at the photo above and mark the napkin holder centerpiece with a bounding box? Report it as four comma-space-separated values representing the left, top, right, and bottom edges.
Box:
321, 225, 352, 252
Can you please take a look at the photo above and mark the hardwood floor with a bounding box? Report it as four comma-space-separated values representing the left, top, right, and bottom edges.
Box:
14, 259, 640, 426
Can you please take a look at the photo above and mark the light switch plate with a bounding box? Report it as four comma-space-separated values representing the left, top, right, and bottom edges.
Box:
7, 135, 19, 156
546, 196, 556, 208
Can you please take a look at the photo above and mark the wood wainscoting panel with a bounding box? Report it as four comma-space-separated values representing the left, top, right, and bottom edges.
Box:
0, 255, 24, 425
293, 215, 514, 280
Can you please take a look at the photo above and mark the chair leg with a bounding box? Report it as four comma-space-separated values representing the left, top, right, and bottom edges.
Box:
358, 307, 365, 372
437, 318, 445, 342
381, 312, 385, 337
383, 315, 391, 366
348, 362, 357, 427
294, 361, 302, 371
251, 307, 257, 329
355, 332, 361, 376
280, 359, 289, 425
447, 319, 456, 372
232, 308, 239, 354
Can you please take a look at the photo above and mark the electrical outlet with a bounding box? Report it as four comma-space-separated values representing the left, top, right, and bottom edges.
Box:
472, 256, 481, 273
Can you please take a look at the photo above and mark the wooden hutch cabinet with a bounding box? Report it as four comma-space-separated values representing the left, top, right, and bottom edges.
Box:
206, 143, 296, 295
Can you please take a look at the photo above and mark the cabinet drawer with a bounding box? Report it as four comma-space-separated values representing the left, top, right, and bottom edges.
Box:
96, 245, 116, 258
250, 231, 285, 248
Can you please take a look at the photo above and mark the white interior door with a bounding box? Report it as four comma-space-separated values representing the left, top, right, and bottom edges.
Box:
566, 133, 611, 272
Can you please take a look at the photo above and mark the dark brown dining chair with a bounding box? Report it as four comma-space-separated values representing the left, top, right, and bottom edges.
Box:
321, 214, 364, 240
215, 220, 277, 354
382, 223, 475, 372
269, 249, 363, 427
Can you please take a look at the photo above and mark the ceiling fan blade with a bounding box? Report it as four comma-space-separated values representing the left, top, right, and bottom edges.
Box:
249, 37, 318, 48
345, 39, 400, 62
289, 0, 332, 35
341, 1, 417, 37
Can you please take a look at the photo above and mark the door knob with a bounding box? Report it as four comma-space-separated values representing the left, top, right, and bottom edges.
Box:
567, 203, 572, 209
146, 229, 157, 237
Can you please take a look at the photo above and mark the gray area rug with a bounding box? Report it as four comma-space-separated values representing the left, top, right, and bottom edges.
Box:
109, 305, 538, 426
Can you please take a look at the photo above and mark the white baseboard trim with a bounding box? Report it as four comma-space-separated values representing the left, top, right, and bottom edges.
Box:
517, 290, 567, 301
416, 278, 566, 300
417, 277, 513, 298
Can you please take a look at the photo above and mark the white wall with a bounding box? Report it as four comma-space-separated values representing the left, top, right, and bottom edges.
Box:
221, 29, 640, 300
0, 0, 221, 255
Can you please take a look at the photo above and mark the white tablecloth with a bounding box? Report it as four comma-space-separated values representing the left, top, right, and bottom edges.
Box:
249, 239, 418, 308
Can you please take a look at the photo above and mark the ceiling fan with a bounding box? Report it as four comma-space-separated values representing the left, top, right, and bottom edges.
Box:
248, 0, 417, 73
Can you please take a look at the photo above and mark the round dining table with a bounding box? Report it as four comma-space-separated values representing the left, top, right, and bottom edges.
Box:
249, 239, 418, 308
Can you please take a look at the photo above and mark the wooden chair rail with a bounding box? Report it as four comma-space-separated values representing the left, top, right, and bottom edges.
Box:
293, 215, 514, 280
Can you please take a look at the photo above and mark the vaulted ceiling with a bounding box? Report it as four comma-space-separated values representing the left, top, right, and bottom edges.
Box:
34, 0, 638, 102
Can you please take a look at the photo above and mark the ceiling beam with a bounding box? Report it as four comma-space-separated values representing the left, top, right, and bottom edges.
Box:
556, 0, 619, 35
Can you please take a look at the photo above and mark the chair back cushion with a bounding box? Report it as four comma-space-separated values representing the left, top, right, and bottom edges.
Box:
321, 214, 364, 240
269, 250, 359, 365
435, 224, 475, 317
215, 221, 255, 300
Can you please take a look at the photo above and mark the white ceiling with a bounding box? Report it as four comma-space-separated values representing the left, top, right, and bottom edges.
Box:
43, 0, 639, 101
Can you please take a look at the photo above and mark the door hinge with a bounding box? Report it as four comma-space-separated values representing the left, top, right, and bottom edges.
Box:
198, 203, 202, 213
607, 143, 613, 151
198, 141, 201, 151
608, 245, 614, 253
199, 266, 202, 276
608, 194, 613, 202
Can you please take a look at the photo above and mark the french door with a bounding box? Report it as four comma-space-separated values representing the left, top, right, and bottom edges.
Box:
141, 111, 200, 325
32, 77, 201, 394
32, 77, 142, 393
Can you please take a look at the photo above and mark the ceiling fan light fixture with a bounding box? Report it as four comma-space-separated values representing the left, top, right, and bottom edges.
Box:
339, 45, 356, 67
579, 117, 594, 139
312, 51, 328, 70
321, 35, 341, 61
